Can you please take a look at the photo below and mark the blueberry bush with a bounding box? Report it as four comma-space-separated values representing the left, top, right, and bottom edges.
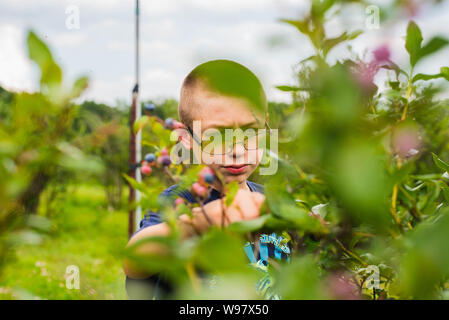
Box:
126, 0, 449, 299
1, 0, 449, 300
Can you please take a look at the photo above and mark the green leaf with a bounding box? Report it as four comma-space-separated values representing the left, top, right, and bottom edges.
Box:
441, 67, 449, 80
389, 81, 400, 90
133, 115, 150, 134
122, 173, 152, 195
347, 30, 363, 40
194, 229, 247, 273
263, 215, 294, 230
432, 152, 449, 173
418, 36, 449, 61
275, 85, 309, 92
27, 30, 62, 86
412, 73, 444, 82
278, 203, 325, 233
413, 67, 449, 82
329, 140, 391, 230
440, 181, 449, 203
322, 30, 362, 56
57, 142, 104, 174
227, 215, 269, 233
405, 21, 423, 67
400, 208, 449, 298
275, 255, 322, 299
322, 32, 348, 56
279, 19, 309, 36
225, 181, 239, 207
311, 0, 335, 20
380, 61, 409, 78
420, 180, 440, 214
71, 76, 89, 98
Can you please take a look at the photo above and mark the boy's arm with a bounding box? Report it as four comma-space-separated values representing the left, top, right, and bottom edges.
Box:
123, 189, 265, 279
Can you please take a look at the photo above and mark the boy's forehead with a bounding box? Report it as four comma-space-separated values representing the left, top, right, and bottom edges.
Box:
188, 85, 264, 129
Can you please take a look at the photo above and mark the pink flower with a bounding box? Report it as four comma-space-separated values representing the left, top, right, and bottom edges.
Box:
391, 126, 421, 159
326, 272, 361, 300
192, 182, 208, 198
405, 0, 420, 18
352, 60, 380, 91
373, 45, 391, 63
174, 197, 185, 207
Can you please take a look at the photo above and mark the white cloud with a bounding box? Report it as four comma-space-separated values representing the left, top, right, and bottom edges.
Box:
49, 33, 87, 47
0, 24, 35, 92
0, 0, 447, 107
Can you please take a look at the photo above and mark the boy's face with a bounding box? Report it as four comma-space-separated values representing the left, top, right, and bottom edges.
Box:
185, 85, 265, 186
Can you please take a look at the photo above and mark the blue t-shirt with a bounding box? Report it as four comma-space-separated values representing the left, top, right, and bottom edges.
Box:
126, 181, 290, 299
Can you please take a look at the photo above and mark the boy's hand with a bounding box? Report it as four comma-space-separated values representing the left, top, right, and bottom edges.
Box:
125, 190, 265, 278
225, 189, 265, 223
181, 190, 265, 233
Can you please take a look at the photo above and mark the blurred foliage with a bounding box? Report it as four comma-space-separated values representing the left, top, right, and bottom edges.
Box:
127, 0, 449, 300
1, 0, 449, 300
71, 101, 129, 210
0, 184, 128, 300
0, 30, 106, 279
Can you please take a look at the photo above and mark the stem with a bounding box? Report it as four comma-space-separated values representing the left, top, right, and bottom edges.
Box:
369, 97, 376, 115
390, 157, 403, 228
401, 68, 414, 121
398, 184, 421, 221
180, 217, 201, 236
163, 167, 179, 183
220, 196, 226, 230
335, 239, 368, 267
185, 262, 200, 292
194, 195, 213, 226
390, 184, 402, 226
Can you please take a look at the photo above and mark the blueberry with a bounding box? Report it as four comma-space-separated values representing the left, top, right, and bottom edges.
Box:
144, 103, 156, 112
144, 153, 156, 163
159, 155, 171, 166
204, 173, 214, 184
164, 118, 174, 129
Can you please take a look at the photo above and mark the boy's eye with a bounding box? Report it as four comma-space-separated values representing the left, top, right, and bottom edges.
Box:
199, 126, 268, 154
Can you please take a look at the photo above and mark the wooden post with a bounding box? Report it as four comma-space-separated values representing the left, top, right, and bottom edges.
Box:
128, 0, 142, 238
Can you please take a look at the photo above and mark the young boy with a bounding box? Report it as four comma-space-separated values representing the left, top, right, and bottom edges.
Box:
123, 60, 289, 299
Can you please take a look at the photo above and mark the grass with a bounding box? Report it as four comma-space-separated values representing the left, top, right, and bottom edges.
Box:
0, 184, 129, 300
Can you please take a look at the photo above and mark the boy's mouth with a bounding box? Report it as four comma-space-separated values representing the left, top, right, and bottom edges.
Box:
222, 164, 248, 175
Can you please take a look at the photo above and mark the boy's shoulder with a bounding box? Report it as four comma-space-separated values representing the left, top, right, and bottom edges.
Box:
247, 181, 264, 194
160, 184, 196, 203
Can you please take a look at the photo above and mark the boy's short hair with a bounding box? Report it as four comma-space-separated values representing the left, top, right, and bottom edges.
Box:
179, 59, 267, 127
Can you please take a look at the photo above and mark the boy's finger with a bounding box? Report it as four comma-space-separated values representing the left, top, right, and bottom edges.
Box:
231, 190, 247, 220
251, 193, 265, 209
234, 190, 259, 220
226, 206, 243, 224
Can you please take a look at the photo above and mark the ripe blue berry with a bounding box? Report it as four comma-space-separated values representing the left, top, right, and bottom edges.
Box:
144, 103, 156, 112
164, 118, 174, 129
144, 153, 156, 163
204, 173, 214, 184
158, 155, 171, 166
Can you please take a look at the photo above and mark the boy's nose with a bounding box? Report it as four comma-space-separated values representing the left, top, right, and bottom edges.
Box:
231, 142, 246, 159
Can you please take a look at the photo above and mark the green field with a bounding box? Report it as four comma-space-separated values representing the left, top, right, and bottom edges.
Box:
0, 184, 129, 300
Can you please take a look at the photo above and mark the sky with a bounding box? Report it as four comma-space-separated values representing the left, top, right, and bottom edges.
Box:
0, 0, 448, 106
